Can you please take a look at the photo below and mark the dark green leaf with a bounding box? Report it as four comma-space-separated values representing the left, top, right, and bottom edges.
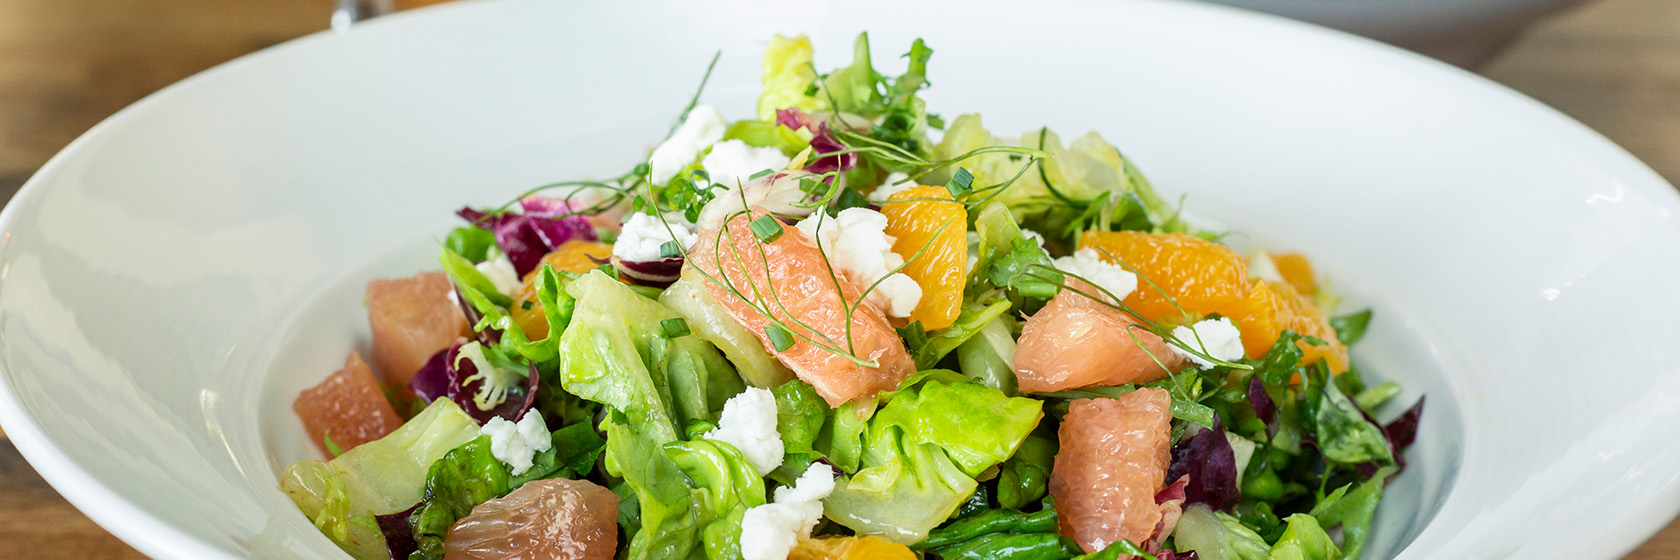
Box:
1330, 309, 1373, 346
444, 226, 496, 263
1315, 375, 1395, 466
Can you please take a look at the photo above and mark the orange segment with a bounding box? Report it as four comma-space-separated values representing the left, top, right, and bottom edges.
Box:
293, 352, 403, 457
1229, 279, 1347, 373
1271, 252, 1317, 296
1050, 389, 1173, 553
881, 186, 967, 330
512, 240, 613, 339
1077, 231, 1249, 324
689, 208, 915, 407
789, 536, 917, 560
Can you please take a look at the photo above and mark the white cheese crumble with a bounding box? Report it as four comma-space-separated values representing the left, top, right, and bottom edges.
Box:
703, 387, 784, 476
794, 208, 923, 318
867, 172, 914, 202
479, 410, 551, 476
1169, 317, 1246, 369
702, 139, 792, 189
649, 104, 727, 185
613, 212, 700, 262
740, 463, 837, 560
1053, 247, 1138, 303
475, 254, 521, 298
1247, 251, 1286, 284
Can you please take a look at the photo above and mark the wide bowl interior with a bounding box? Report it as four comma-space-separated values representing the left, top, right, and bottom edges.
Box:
1, 0, 1677, 558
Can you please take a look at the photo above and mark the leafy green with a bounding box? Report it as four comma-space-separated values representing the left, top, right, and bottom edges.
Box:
660, 268, 795, 389
440, 248, 574, 367
822, 33, 885, 117
914, 299, 1011, 369
873, 380, 1043, 478
1353, 382, 1401, 412
1329, 309, 1372, 346
559, 270, 743, 443
955, 313, 1020, 395
756, 34, 826, 120
279, 399, 480, 560
1315, 374, 1393, 467
723, 119, 812, 156
995, 426, 1055, 510
970, 201, 1060, 302
770, 379, 829, 484
444, 226, 495, 263
665, 439, 768, 560
1172, 504, 1271, 560
818, 399, 876, 473
1266, 514, 1341, 560
1309, 468, 1391, 560
603, 415, 707, 560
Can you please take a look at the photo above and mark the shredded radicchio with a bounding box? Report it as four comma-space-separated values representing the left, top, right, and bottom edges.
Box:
376, 503, 420, 560
408, 342, 538, 425
774, 107, 857, 175
458, 197, 596, 277
612, 256, 684, 288
1147, 475, 1189, 554
1247, 376, 1276, 426
1166, 417, 1240, 512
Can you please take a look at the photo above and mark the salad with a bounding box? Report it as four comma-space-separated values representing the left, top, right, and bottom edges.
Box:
282, 33, 1424, 560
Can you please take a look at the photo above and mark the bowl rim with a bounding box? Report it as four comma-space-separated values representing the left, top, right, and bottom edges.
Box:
1, 0, 1677, 558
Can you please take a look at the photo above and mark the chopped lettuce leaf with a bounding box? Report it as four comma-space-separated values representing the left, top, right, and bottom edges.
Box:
660, 268, 794, 389
757, 34, 826, 121
1267, 514, 1342, 560
914, 299, 1011, 369
603, 415, 707, 559
872, 381, 1043, 478
1172, 504, 1272, 560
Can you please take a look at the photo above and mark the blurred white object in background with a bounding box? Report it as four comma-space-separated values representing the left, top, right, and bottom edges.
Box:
1197, 0, 1590, 67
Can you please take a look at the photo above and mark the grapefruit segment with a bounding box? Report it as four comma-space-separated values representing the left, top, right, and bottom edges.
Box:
367, 271, 471, 387
1013, 284, 1187, 393
1050, 388, 1174, 554
293, 351, 402, 457
444, 478, 619, 560
688, 209, 914, 407
881, 186, 967, 330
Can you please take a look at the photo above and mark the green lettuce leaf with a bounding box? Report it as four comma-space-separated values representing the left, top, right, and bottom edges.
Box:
666, 439, 769, 560
1315, 373, 1394, 467
280, 399, 480, 560
660, 268, 794, 389
440, 248, 574, 366
914, 299, 1011, 369
756, 34, 827, 121
872, 380, 1043, 478
1172, 504, 1272, 560
955, 313, 1020, 396
1267, 514, 1342, 560
969, 202, 1060, 302
1309, 468, 1391, 560
604, 414, 707, 560
995, 425, 1055, 510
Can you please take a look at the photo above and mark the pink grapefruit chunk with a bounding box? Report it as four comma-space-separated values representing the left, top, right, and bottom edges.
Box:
367, 271, 469, 387
1050, 388, 1174, 554
444, 478, 619, 560
688, 209, 914, 407
1013, 286, 1187, 394
293, 351, 402, 457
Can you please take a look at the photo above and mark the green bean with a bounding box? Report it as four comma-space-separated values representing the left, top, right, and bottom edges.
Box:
920, 508, 1059, 549
934, 532, 1082, 560
1071, 539, 1158, 560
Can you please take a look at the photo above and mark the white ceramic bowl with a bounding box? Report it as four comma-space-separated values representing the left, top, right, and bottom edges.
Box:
1198, 0, 1589, 67
1, 0, 1677, 558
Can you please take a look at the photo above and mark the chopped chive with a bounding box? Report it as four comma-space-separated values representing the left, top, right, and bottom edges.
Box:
749, 168, 775, 180
661, 318, 691, 338
926, 113, 946, 130
750, 215, 785, 243
659, 240, 683, 259
765, 324, 796, 352
946, 167, 975, 197
520, 300, 534, 310
803, 82, 820, 97
322, 432, 344, 457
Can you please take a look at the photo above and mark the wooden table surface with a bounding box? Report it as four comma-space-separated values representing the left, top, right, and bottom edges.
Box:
0, 0, 1676, 558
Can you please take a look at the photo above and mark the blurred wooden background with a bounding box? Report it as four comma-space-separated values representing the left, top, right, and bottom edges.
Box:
0, 0, 1677, 558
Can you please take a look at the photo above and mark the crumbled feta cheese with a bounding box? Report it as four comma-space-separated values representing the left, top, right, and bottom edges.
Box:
739, 464, 837, 560
794, 208, 923, 318
475, 254, 521, 298
480, 410, 552, 476
702, 139, 793, 189
703, 387, 784, 476
649, 104, 727, 185
613, 212, 699, 262
1169, 317, 1246, 369
1053, 247, 1138, 303
867, 172, 914, 202
1247, 251, 1285, 284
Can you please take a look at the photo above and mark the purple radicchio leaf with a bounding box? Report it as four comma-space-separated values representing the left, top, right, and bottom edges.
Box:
407, 342, 539, 425
519, 197, 597, 250
1384, 396, 1425, 451
1166, 417, 1240, 512
376, 503, 420, 560
1247, 376, 1276, 426
612, 256, 684, 288
458, 203, 596, 277
1154, 550, 1200, 560
772, 107, 856, 175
